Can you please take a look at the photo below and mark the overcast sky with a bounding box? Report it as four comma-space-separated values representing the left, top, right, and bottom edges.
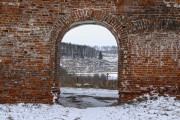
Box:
62, 25, 117, 46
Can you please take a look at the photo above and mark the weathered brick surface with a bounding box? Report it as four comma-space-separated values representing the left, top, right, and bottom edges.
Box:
0, 0, 179, 104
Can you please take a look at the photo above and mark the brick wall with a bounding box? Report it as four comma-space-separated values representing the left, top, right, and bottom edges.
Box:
118, 32, 180, 101
0, 0, 179, 104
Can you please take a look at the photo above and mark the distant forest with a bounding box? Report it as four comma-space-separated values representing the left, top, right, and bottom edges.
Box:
61, 42, 99, 59
60, 42, 118, 59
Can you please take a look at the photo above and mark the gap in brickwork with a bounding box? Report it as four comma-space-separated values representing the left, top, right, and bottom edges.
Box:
59, 24, 119, 108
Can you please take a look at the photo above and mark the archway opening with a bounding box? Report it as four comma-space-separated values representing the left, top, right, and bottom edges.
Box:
59, 24, 119, 108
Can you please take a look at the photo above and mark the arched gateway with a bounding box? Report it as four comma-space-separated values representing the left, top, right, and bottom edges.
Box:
0, 0, 179, 104
50, 9, 126, 103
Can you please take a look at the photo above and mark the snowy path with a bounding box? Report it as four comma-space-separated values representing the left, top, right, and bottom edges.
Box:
0, 88, 180, 120
60, 87, 118, 108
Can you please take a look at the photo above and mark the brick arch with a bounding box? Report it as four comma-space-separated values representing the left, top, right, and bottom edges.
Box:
49, 9, 128, 102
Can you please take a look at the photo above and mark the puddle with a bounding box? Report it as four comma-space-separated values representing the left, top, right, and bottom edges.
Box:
59, 93, 118, 109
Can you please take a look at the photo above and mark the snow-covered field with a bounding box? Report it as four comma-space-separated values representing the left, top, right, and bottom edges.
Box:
73, 72, 117, 80
60, 54, 118, 74
103, 53, 118, 62
0, 88, 180, 120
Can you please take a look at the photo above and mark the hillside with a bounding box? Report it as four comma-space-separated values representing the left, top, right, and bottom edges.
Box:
60, 42, 118, 74
60, 53, 118, 73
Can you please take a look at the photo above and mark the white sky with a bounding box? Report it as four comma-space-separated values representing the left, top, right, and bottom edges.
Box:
62, 25, 117, 46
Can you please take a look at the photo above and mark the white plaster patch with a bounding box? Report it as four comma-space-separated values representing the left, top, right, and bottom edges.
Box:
7, 32, 14, 38
44, 31, 51, 42
123, 69, 125, 74
28, 19, 36, 26
163, 0, 180, 8
1, 2, 20, 6
17, 28, 31, 31
124, 60, 127, 63
159, 61, 164, 67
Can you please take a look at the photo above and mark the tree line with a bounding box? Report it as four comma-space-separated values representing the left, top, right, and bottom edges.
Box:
93, 45, 118, 54
61, 42, 100, 59
60, 42, 118, 59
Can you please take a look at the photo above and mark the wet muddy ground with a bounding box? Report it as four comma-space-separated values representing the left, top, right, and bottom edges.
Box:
60, 93, 118, 109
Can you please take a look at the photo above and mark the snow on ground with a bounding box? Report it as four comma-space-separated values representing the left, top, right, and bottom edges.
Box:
0, 88, 180, 120
108, 73, 117, 80
74, 72, 118, 80
103, 53, 118, 62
